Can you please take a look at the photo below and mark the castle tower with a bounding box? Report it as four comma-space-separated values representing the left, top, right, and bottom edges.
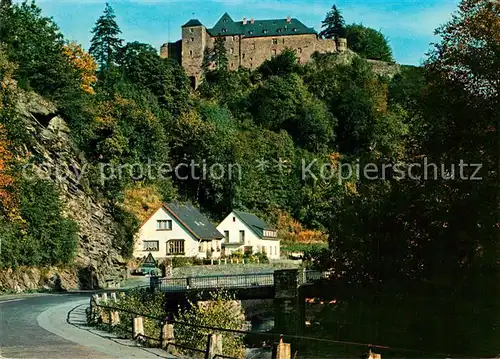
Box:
336, 37, 347, 52
181, 19, 207, 88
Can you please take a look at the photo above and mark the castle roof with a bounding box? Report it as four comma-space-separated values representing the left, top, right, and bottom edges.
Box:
182, 19, 203, 27
208, 13, 316, 38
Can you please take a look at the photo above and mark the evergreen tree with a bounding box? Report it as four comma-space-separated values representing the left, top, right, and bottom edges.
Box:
0, 0, 12, 8
89, 3, 122, 74
319, 4, 346, 39
213, 37, 228, 72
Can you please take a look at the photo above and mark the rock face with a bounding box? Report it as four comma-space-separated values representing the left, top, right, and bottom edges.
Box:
0, 267, 79, 292
7, 87, 127, 289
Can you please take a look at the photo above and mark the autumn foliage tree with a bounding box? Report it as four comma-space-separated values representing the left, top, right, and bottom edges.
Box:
63, 41, 98, 95
0, 124, 16, 217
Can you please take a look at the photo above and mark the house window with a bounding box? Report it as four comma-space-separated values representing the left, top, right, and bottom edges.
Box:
233, 216, 236, 222
244, 246, 252, 255
224, 230, 229, 243
239, 230, 245, 243
272, 38, 278, 45
157, 220, 172, 231
262, 246, 267, 254
167, 240, 185, 255
143, 241, 159, 251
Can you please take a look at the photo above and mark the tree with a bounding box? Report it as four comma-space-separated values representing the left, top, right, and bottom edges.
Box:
0, 0, 11, 8
0, 1, 82, 102
258, 48, 300, 78
345, 24, 393, 62
213, 36, 228, 72
89, 3, 123, 74
62, 41, 98, 95
117, 42, 189, 115
319, 5, 346, 39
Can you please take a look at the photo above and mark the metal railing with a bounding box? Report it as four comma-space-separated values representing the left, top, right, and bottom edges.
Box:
152, 270, 326, 292
153, 272, 275, 292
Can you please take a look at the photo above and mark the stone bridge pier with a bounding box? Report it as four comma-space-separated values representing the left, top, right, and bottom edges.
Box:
273, 269, 305, 336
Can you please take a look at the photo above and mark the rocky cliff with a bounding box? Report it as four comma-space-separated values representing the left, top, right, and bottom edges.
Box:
3, 85, 128, 290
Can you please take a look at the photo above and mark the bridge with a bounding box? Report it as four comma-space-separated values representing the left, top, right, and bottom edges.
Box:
149, 269, 329, 336
150, 270, 325, 293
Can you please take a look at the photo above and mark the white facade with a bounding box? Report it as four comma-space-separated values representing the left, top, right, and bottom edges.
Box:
216, 212, 281, 259
134, 207, 222, 260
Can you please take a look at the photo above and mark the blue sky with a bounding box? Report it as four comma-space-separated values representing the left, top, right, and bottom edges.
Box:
32, 0, 460, 65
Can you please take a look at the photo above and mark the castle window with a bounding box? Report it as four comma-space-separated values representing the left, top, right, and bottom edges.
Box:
272, 49, 277, 56
189, 50, 193, 57
233, 35, 237, 41
283, 39, 285, 44
231, 62, 234, 68
251, 43, 255, 50
191, 37, 194, 42
242, 53, 245, 59
190, 28, 194, 33
272, 38, 278, 45
298, 47, 303, 54
230, 48, 234, 54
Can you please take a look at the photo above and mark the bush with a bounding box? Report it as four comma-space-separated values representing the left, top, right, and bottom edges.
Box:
174, 290, 245, 358
111, 288, 166, 342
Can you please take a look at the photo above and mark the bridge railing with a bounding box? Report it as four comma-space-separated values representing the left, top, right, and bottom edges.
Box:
152, 270, 325, 292
154, 272, 275, 292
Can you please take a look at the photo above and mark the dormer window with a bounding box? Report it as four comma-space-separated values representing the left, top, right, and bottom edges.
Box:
293, 28, 297, 32
277, 29, 282, 33
249, 30, 253, 35
222, 28, 227, 33
263, 29, 268, 34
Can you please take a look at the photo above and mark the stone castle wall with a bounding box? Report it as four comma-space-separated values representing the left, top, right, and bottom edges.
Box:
164, 23, 343, 86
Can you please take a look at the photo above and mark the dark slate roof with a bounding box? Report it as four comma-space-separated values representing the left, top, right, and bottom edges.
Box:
233, 210, 275, 239
208, 13, 316, 38
182, 19, 203, 28
165, 203, 224, 241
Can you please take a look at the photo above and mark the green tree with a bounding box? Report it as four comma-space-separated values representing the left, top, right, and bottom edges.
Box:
345, 24, 393, 62
89, 3, 123, 75
319, 4, 346, 39
0, 1, 82, 102
258, 48, 300, 78
117, 41, 190, 116
212, 36, 228, 71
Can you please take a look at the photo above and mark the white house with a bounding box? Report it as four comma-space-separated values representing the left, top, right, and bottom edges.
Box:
133, 203, 224, 261
216, 211, 281, 260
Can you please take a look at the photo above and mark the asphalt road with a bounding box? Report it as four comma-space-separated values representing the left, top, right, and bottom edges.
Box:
0, 293, 112, 359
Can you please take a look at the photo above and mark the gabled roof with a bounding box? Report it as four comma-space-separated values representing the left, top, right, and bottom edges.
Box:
165, 203, 224, 241
207, 13, 316, 38
233, 210, 276, 239
182, 19, 203, 28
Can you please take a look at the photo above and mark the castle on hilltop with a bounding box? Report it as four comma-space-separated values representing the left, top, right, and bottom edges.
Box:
161, 13, 347, 87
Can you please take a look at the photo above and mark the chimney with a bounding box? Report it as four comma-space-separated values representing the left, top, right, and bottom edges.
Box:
243, 17, 247, 25
286, 16, 291, 23
250, 18, 254, 24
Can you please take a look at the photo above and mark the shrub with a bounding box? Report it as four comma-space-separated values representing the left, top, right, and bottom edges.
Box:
174, 290, 245, 358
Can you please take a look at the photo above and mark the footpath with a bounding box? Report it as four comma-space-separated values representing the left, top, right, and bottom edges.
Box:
37, 298, 177, 359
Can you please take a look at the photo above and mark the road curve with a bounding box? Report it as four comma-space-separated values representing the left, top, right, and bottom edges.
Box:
0, 293, 111, 359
